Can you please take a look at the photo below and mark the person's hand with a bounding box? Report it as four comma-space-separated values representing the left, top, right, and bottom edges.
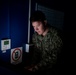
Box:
28, 67, 33, 72
24, 66, 31, 70
24, 64, 33, 69
28, 65, 38, 72
24, 65, 38, 72
24, 64, 35, 71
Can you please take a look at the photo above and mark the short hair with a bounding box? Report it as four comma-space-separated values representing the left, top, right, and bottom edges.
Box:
30, 10, 46, 22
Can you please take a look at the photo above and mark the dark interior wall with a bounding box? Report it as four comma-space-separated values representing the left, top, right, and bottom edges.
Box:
35, 0, 65, 12
0, 0, 10, 62
0, 0, 29, 63
63, 1, 75, 70
9, 0, 29, 48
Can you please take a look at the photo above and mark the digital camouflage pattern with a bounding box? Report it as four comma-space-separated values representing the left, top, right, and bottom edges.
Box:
31, 27, 63, 71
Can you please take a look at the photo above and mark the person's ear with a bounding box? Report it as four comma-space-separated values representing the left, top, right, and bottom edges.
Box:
44, 20, 47, 25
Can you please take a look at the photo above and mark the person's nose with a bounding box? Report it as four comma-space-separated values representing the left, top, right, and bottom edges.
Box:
35, 27, 38, 31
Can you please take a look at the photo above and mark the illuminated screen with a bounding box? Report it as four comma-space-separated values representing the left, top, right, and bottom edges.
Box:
4, 41, 9, 45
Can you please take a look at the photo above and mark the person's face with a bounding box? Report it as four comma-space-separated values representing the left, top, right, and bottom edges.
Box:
32, 21, 45, 35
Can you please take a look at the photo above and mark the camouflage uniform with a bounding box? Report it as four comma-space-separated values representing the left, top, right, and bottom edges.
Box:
31, 27, 63, 72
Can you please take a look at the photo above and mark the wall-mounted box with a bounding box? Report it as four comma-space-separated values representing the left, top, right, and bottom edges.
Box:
1, 39, 11, 51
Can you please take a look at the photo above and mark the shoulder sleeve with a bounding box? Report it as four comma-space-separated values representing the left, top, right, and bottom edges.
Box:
32, 32, 37, 44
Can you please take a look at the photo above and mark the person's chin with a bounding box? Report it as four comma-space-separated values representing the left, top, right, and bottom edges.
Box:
38, 32, 42, 35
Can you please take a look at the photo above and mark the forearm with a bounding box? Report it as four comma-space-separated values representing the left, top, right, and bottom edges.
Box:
32, 50, 57, 71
